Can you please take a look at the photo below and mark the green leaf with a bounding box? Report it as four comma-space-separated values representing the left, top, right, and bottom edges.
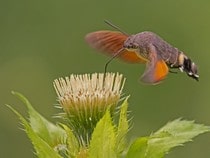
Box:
126, 118, 210, 158
60, 124, 79, 157
116, 96, 129, 154
126, 137, 149, 158
150, 118, 210, 154
6, 104, 62, 158
12, 91, 66, 149
89, 110, 117, 158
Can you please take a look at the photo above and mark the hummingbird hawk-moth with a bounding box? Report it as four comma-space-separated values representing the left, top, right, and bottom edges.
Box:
85, 20, 199, 84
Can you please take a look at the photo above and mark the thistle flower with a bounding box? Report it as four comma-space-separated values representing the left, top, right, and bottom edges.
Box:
53, 73, 125, 146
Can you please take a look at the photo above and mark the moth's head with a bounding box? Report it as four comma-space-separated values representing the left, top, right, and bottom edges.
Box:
179, 54, 199, 81
123, 35, 139, 49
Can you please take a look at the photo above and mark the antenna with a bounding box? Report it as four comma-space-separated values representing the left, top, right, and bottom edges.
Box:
104, 48, 125, 74
104, 20, 129, 36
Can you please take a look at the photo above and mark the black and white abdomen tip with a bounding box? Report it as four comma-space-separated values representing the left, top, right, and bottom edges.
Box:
179, 54, 199, 81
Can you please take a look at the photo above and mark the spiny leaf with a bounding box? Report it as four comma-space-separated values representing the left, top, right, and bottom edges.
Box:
149, 118, 210, 153
126, 118, 210, 158
89, 110, 117, 158
60, 124, 79, 157
116, 96, 129, 154
12, 91, 66, 149
6, 104, 62, 158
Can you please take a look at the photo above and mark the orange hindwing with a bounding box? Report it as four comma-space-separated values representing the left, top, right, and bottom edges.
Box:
140, 44, 169, 84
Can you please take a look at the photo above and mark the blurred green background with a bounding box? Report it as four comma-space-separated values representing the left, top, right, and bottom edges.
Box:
1, 0, 210, 157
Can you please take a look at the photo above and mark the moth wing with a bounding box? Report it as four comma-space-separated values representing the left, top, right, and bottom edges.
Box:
140, 44, 169, 84
85, 31, 146, 63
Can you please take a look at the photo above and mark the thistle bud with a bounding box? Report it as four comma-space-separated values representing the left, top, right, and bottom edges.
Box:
53, 73, 125, 146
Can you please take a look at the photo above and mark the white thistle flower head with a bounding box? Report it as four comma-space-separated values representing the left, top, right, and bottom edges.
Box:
53, 73, 125, 146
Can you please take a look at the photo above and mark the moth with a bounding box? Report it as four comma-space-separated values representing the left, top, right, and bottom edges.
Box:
85, 20, 199, 84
